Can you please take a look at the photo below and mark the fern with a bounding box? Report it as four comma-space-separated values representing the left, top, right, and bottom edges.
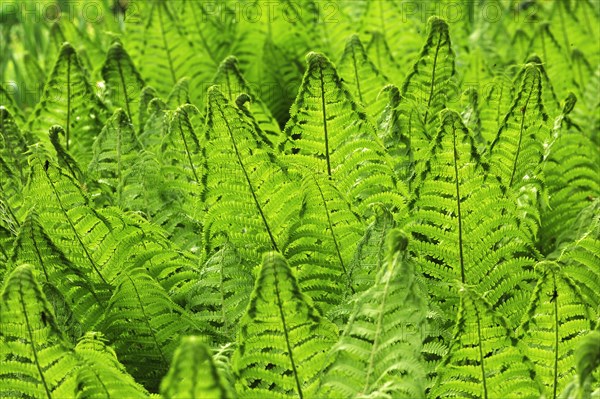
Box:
102, 269, 211, 392
432, 285, 543, 398
400, 16, 457, 165
409, 109, 534, 323
0, 264, 78, 398
26, 43, 107, 164
320, 230, 427, 398
203, 86, 298, 264
232, 252, 338, 398
160, 336, 235, 399
74, 332, 149, 399
518, 261, 594, 397
100, 41, 145, 125
337, 34, 388, 121
282, 52, 402, 216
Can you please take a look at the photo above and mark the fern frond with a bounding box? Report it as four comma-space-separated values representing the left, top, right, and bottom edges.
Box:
160, 336, 235, 399
232, 252, 338, 398
74, 332, 149, 399
25, 154, 110, 286
431, 286, 543, 398
26, 43, 107, 164
0, 264, 78, 398
12, 209, 109, 333
88, 109, 142, 209
0, 106, 29, 184
187, 242, 254, 338
320, 230, 427, 399
101, 41, 145, 124
203, 86, 298, 264
282, 52, 403, 215
102, 269, 211, 392
409, 110, 534, 323
124, 1, 211, 104
338, 34, 388, 121
285, 173, 364, 309
400, 16, 457, 159
518, 261, 594, 397
213, 56, 281, 142
489, 63, 550, 243
559, 327, 600, 399
541, 93, 600, 253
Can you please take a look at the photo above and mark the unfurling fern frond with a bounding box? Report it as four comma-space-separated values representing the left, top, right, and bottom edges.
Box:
285, 173, 364, 310
0, 264, 78, 398
160, 336, 235, 399
432, 286, 543, 398
518, 261, 594, 398
101, 41, 145, 124
541, 93, 600, 253
282, 52, 403, 216
203, 86, 298, 264
320, 230, 427, 399
11, 209, 109, 333
337, 34, 388, 121
400, 16, 457, 163
26, 43, 107, 164
212, 56, 281, 142
102, 269, 212, 392
74, 332, 149, 399
232, 252, 338, 398
489, 63, 550, 243
409, 110, 534, 323
88, 109, 142, 209
187, 242, 254, 339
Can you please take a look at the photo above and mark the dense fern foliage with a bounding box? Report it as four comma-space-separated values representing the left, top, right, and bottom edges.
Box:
1, 1, 599, 398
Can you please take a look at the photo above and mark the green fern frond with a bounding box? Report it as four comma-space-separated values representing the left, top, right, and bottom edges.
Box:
366, 31, 403, 84
11, 209, 109, 333
409, 109, 534, 323
0, 84, 26, 126
541, 93, 600, 253
358, 0, 422, 78
518, 261, 594, 398
0, 264, 78, 398
48, 125, 86, 185
160, 336, 235, 399
213, 56, 281, 142
232, 252, 338, 398
282, 52, 403, 215
338, 34, 388, 121
74, 332, 149, 399
26, 43, 108, 163
559, 327, 600, 399
347, 204, 396, 294
400, 16, 457, 155
432, 286, 543, 398
124, 1, 211, 104
102, 269, 211, 392
320, 230, 427, 399
88, 109, 142, 209
101, 41, 145, 124
489, 63, 550, 242
187, 242, 254, 338
0, 106, 29, 184
25, 154, 110, 286
376, 84, 415, 185
285, 173, 364, 309
203, 86, 298, 263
